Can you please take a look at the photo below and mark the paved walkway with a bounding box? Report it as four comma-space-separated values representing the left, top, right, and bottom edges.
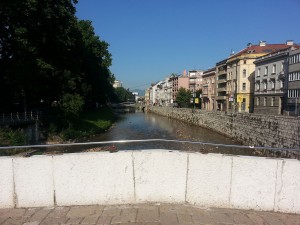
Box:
0, 203, 299, 225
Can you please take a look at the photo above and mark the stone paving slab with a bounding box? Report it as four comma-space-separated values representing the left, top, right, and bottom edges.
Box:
0, 203, 300, 225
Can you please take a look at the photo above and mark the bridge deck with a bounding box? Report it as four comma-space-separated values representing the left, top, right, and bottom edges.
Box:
0, 203, 299, 225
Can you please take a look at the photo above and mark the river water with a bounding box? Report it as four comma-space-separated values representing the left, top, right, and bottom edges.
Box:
78, 111, 254, 155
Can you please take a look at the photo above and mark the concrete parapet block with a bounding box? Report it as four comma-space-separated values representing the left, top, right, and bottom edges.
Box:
0, 157, 14, 208
230, 156, 278, 211
13, 156, 54, 208
186, 153, 232, 208
274, 159, 300, 214
133, 150, 187, 203
53, 152, 134, 206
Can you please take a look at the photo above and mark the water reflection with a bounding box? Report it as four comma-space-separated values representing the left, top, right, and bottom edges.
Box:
85, 112, 248, 155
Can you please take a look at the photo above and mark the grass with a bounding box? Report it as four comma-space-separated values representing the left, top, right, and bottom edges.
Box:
61, 107, 117, 140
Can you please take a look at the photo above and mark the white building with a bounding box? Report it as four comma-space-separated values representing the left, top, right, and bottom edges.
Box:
113, 80, 122, 88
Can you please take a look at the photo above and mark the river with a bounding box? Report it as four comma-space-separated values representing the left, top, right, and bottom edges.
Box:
72, 111, 256, 156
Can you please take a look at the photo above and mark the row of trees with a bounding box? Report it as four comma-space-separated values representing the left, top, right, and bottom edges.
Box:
0, 0, 115, 119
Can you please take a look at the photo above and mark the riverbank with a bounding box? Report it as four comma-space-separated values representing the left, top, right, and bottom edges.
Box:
149, 106, 300, 159
0, 107, 117, 156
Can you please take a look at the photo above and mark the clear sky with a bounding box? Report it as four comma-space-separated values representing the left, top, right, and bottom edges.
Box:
76, 0, 300, 90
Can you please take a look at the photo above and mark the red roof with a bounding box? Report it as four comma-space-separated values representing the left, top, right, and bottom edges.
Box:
229, 44, 300, 59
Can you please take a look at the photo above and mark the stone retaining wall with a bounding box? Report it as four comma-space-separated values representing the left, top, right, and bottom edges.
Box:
150, 106, 300, 150
0, 151, 300, 214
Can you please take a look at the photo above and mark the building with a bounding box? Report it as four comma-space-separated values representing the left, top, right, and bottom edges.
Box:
287, 48, 300, 116
227, 41, 297, 113
155, 77, 173, 106
113, 80, 122, 88
202, 67, 216, 110
253, 48, 291, 115
144, 88, 150, 105
170, 73, 189, 103
188, 70, 203, 93
215, 59, 227, 111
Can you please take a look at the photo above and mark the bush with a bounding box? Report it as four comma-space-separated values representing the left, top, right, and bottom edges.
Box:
61, 93, 84, 126
0, 128, 28, 156
0, 127, 27, 146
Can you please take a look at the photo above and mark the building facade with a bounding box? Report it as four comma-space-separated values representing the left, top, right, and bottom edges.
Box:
170, 74, 189, 103
188, 70, 203, 92
202, 67, 216, 110
227, 41, 297, 113
253, 49, 290, 115
215, 59, 227, 111
113, 80, 122, 88
287, 48, 300, 116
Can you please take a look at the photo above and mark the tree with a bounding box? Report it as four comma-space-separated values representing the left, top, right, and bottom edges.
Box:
76, 20, 114, 105
61, 93, 84, 127
176, 87, 192, 108
0, 0, 115, 115
113, 87, 134, 103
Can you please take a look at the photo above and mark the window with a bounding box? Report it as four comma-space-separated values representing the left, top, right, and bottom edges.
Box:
243, 69, 246, 77
256, 83, 260, 91
281, 62, 284, 72
264, 97, 267, 106
263, 81, 267, 90
264, 66, 268, 75
271, 97, 275, 106
272, 64, 276, 74
242, 83, 246, 91
288, 89, 300, 98
257, 97, 260, 106
244, 60, 247, 64
270, 80, 275, 89
257, 68, 261, 77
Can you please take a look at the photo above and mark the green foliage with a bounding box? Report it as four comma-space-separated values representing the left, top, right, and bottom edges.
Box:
176, 87, 192, 108
0, 128, 27, 147
61, 107, 116, 140
0, 0, 115, 113
61, 93, 84, 126
113, 87, 134, 103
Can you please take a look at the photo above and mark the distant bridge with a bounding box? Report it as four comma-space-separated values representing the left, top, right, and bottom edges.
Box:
0, 111, 40, 126
110, 102, 136, 113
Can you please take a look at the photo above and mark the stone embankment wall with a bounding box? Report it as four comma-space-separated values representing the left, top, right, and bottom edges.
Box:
150, 106, 300, 150
0, 151, 300, 214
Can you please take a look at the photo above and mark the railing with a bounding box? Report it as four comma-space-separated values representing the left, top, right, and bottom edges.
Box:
0, 139, 299, 151
0, 111, 39, 125
255, 90, 284, 94
217, 79, 227, 83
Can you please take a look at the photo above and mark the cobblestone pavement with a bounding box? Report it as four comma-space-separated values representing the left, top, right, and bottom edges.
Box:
0, 203, 300, 225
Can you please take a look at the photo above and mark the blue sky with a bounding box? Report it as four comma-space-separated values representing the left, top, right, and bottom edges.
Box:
76, 0, 300, 90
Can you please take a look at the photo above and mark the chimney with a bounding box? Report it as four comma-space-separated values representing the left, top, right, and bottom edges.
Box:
247, 42, 252, 47
286, 40, 294, 45
259, 41, 266, 46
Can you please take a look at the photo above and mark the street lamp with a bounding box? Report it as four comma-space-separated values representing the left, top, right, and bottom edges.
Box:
192, 89, 196, 109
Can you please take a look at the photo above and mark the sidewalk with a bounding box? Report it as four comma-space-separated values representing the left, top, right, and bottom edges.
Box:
0, 203, 299, 225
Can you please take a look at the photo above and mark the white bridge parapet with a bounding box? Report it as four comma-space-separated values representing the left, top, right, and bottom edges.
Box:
0, 150, 299, 214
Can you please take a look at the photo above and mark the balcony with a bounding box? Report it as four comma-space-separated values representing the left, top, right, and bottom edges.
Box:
217, 79, 227, 84
255, 90, 284, 95
216, 96, 227, 100
217, 87, 226, 92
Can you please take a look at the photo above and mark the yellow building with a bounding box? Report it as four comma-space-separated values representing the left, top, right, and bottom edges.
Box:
226, 41, 295, 113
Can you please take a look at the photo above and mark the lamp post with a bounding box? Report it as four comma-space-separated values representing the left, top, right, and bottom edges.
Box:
193, 89, 196, 109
